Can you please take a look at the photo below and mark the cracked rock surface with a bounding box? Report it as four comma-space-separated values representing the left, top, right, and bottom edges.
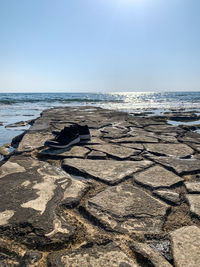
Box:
1, 106, 200, 266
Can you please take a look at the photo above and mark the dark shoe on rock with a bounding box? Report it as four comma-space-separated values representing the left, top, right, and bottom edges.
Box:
45, 125, 80, 148
78, 125, 90, 140
52, 124, 91, 140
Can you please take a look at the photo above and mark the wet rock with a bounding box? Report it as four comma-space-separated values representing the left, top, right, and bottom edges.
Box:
62, 158, 153, 185
185, 182, 200, 193
170, 226, 200, 267
47, 242, 138, 267
130, 241, 172, 267
40, 145, 89, 159
146, 155, 200, 175
186, 194, 200, 218
86, 143, 139, 159
11, 132, 25, 148
144, 143, 194, 158
166, 112, 200, 122
153, 190, 180, 204
87, 150, 107, 159
133, 165, 183, 189
84, 184, 169, 234
5, 121, 29, 128
0, 145, 10, 156
0, 156, 75, 247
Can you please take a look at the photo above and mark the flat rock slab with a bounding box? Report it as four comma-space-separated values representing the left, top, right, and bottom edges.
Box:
146, 155, 200, 175
185, 182, 200, 193
0, 156, 88, 246
144, 143, 194, 158
86, 143, 139, 159
47, 242, 138, 267
120, 143, 144, 150
111, 135, 159, 144
100, 126, 128, 139
153, 190, 180, 204
178, 131, 200, 144
84, 184, 169, 234
156, 135, 179, 143
130, 241, 172, 267
62, 158, 153, 185
17, 131, 53, 152
133, 165, 183, 189
61, 178, 89, 207
170, 226, 200, 267
144, 124, 183, 134
186, 194, 200, 218
130, 117, 166, 127
40, 145, 89, 158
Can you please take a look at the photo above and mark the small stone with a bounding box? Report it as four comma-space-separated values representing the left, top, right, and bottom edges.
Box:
153, 190, 180, 204
87, 150, 107, 159
170, 226, 200, 267
149, 240, 172, 262
185, 182, 200, 193
0, 146, 10, 156
21, 251, 42, 266
186, 194, 200, 218
133, 165, 183, 189
130, 241, 172, 267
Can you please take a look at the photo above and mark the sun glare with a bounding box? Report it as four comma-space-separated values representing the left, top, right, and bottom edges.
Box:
115, 0, 146, 6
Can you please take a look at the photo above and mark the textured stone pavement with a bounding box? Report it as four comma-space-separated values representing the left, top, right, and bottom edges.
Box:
1, 106, 200, 266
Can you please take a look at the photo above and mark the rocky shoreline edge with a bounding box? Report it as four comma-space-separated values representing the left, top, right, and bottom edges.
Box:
1, 106, 200, 266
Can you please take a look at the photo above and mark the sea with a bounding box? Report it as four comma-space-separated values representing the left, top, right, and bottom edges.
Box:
1, 91, 200, 149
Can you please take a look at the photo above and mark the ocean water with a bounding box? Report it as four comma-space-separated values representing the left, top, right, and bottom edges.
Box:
1, 91, 200, 148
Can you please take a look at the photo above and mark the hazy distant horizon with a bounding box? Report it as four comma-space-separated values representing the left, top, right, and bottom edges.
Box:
0, 89, 200, 94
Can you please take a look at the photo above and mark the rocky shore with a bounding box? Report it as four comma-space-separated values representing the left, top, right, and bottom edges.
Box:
1, 106, 200, 266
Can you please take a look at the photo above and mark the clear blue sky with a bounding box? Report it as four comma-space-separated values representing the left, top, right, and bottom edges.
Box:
0, 0, 199, 92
